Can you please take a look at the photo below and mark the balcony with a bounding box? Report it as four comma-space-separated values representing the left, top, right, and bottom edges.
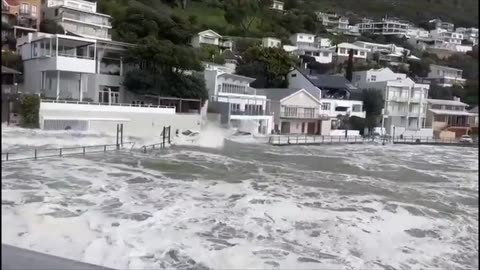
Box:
231, 110, 271, 116
62, 11, 111, 27
280, 106, 326, 119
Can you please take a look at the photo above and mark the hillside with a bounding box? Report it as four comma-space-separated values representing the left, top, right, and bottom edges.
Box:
297, 0, 478, 27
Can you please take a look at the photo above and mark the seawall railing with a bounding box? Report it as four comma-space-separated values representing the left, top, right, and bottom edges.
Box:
139, 126, 172, 153
392, 136, 479, 146
269, 135, 373, 145
2, 142, 134, 162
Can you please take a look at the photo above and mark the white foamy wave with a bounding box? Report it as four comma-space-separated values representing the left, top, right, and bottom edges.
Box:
172, 123, 233, 149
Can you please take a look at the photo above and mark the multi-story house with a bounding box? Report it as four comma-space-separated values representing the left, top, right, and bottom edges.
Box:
456, 27, 478, 46
406, 27, 430, 39
261, 37, 281, 48
191, 29, 233, 52
315, 12, 349, 32
426, 97, 473, 138
429, 19, 454, 32
314, 37, 331, 48
42, 0, 112, 41
17, 32, 134, 103
257, 88, 331, 135
204, 67, 273, 134
329, 42, 369, 63
353, 41, 411, 66
2, 0, 40, 46
429, 28, 464, 45
427, 64, 466, 87
289, 33, 333, 63
356, 17, 409, 36
352, 67, 431, 137
288, 68, 366, 122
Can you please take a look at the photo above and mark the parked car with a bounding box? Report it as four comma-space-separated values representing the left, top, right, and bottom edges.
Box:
459, 135, 473, 144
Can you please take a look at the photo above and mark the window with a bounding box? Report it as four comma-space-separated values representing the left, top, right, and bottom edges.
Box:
321, 103, 331, 110
300, 35, 303, 39
322, 52, 329, 57
230, 103, 240, 112
360, 51, 365, 56
291, 73, 297, 77
20, 3, 29, 14
340, 48, 346, 54
31, 5, 37, 17
371, 75, 376, 82
304, 108, 315, 118
55, 9, 59, 16
308, 36, 312, 40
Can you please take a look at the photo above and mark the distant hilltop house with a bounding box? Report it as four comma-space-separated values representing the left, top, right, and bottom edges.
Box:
270, 0, 284, 11
191, 29, 233, 52
329, 42, 368, 63
316, 11, 349, 33
356, 16, 409, 37
262, 37, 281, 48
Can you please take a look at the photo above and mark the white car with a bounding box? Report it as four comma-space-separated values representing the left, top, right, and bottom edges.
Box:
459, 135, 473, 144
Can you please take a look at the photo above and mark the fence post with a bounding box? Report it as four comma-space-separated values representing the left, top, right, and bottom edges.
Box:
143, 146, 146, 153
168, 126, 171, 144
6, 153, 8, 161
162, 126, 166, 148
104, 145, 107, 152
83, 147, 85, 155
59, 148, 62, 157
34, 149, 37, 160
116, 124, 119, 150
120, 124, 124, 147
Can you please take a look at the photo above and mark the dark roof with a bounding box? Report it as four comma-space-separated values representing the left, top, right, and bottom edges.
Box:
297, 69, 357, 91
256, 88, 312, 101
469, 106, 478, 113
1, 66, 21, 75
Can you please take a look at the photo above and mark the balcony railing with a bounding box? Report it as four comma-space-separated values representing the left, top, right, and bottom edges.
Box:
231, 110, 272, 116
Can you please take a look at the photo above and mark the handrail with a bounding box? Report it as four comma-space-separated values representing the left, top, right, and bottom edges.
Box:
2, 142, 133, 162
41, 99, 176, 109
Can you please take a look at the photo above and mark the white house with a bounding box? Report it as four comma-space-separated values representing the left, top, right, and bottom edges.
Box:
288, 69, 366, 120
429, 28, 464, 45
427, 64, 466, 87
352, 67, 431, 137
329, 42, 369, 62
314, 37, 332, 48
270, 0, 284, 11
262, 37, 281, 48
429, 19, 455, 32
17, 32, 136, 104
353, 41, 411, 65
258, 88, 331, 135
356, 17, 409, 36
204, 69, 273, 134
42, 0, 112, 41
289, 33, 316, 47
406, 27, 430, 39
191, 29, 232, 51
315, 12, 349, 32
456, 27, 478, 45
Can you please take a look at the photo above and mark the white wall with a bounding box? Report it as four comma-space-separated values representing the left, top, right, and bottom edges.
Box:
330, 130, 361, 137
39, 102, 201, 138
290, 33, 315, 45
262, 38, 281, 48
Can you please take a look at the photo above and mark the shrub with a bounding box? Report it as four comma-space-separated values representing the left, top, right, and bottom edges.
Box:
19, 95, 40, 128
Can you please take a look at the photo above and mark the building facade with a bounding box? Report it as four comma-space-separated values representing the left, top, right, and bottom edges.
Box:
315, 12, 349, 32
42, 0, 112, 40
427, 64, 466, 87
329, 42, 369, 63
356, 17, 409, 36
426, 97, 473, 138
17, 32, 134, 104
352, 67, 431, 137
261, 37, 281, 48
191, 29, 233, 52
2, 0, 41, 48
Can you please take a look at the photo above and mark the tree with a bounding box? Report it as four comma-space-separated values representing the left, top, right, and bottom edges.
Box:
408, 58, 432, 78
236, 46, 296, 88
199, 45, 225, 64
223, 0, 259, 36
354, 88, 384, 131
284, 0, 298, 10
40, 19, 64, 34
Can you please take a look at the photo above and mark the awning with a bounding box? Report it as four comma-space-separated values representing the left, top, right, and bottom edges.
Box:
428, 109, 473, 116
1, 66, 21, 75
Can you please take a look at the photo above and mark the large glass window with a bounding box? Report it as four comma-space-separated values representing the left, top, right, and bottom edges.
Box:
20, 3, 30, 15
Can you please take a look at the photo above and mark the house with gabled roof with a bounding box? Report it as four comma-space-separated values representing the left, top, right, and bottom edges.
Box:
191, 29, 232, 51
256, 88, 331, 135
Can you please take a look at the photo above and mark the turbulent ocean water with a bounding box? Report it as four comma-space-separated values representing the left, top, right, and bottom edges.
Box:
1, 126, 478, 270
